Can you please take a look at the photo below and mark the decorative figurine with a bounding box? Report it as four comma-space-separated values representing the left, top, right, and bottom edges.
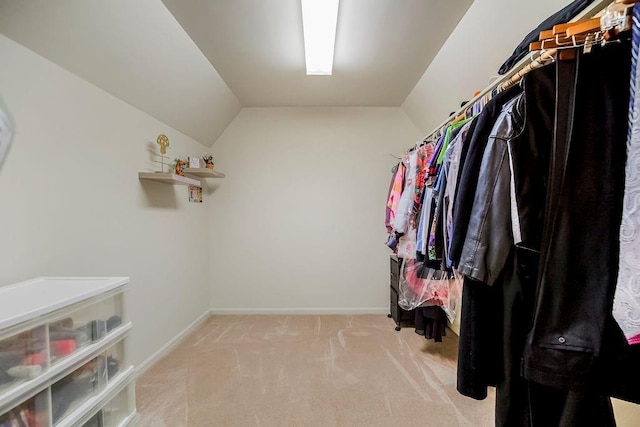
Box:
202, 153, 215, 169
153, 134, 171, 172
174, 158, 187, 176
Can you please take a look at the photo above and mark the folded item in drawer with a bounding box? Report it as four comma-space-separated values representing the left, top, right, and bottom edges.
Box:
49, 328, 90, 346
50, 340, 77, 358
7, 365, 42, 379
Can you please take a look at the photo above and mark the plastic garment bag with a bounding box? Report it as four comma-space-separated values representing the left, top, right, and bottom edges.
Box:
398, 258, 462, 323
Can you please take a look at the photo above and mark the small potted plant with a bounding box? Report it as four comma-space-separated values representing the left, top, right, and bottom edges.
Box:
202, 153, 215, 169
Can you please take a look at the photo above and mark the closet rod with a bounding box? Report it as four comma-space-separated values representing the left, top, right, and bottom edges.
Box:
422, 0, 614, 142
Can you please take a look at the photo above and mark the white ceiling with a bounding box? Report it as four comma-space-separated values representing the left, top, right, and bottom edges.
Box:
0, 0, 242, 146
163, 0, 473, 107
0, 0, 473, 144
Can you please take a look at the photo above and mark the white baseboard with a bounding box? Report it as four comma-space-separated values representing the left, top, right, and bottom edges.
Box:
135, 309, 212, 378
210, 307, 389, 315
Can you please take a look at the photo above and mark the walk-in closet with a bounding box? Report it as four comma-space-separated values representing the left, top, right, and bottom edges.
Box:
1, 1, 639, 426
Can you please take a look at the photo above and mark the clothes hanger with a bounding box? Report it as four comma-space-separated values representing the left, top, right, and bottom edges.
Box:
531, 31, 595, 51
562, 17, 602, 37
601, 1, 634, 39
451, 111, 467, 125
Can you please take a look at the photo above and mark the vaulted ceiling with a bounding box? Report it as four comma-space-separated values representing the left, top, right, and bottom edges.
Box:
162, 0, 473, 107
0, 0, 473, 146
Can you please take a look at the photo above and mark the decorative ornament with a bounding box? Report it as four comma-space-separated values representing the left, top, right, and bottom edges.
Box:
157, 134, 169, 155
174, 158, 186, 176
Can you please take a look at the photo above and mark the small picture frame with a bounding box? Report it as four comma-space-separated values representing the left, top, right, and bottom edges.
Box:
188, 157, 201, 168
188, 185, 202, 203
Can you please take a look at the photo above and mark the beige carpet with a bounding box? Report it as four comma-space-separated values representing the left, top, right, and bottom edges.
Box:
136, 315, 495, 426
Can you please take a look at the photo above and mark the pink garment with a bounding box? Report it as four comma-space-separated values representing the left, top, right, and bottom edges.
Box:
397, 258, 462, 323
387, 162, 405, 229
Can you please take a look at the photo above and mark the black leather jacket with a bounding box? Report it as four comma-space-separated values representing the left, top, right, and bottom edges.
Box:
457, 93, 524, 285
457, 44, 638, 397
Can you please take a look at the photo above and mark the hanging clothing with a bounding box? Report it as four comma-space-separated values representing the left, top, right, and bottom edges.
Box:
396, 152, 418, 259
449, 85, 523, 268
426, 123, 469, 262
614, 3, 640, 346
386, 161, 405, 232
412, 143, 434, 224
457, 63, 555, 414
457, 39, 640, 423
442, 120, 474, 266
416, 187, 433, 255
523, 39, 631, 391
457, 93, 525, 285
394, 153, 416, 234
414, 306, 447, 343
385, 163, 400, 234
428, 133, 446, 177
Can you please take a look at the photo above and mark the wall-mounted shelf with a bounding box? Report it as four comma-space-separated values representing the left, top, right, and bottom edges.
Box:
138, 172, 201, 186
183, 168, 226, 178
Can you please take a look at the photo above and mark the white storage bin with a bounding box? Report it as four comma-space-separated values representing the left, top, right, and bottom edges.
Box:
0, 277, 136, 426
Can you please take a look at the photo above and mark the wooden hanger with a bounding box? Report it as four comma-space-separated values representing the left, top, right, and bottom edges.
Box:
565, 17, 602, 37
553, 20, 588, 36
530, 32, 592, 52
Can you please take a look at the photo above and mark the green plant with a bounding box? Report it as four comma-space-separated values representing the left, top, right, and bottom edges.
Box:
202, 153, 215, 165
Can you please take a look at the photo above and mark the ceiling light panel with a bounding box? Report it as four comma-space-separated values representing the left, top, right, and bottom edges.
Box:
301, 0, 339, 75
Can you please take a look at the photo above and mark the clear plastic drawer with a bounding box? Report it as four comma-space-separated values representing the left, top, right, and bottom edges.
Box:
102, 384, 135, 427
0, 325, 48, 394
103, 340, 126, 384
51, 356, 107, 425
49, 293, 124, 365
0, 389, 50, 426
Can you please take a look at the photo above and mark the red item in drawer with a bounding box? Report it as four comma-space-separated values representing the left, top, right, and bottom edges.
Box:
50, 340, 76, 357
23, 351, 47, 365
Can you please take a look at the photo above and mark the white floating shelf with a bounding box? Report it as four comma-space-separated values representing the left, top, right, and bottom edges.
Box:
183, 168, 226, 178
138, 172, 201, 186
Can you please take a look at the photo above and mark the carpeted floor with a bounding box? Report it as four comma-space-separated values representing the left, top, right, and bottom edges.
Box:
136, 315, 495, 426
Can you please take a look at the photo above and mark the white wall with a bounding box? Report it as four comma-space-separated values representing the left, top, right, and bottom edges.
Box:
209, 107, 421, 312
402, 0, 574, 133
0, 35, 211, 366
